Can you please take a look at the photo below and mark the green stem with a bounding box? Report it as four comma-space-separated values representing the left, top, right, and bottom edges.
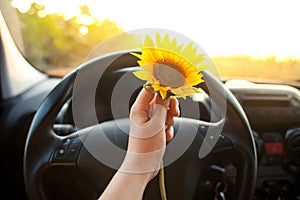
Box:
159, 160, 167, 200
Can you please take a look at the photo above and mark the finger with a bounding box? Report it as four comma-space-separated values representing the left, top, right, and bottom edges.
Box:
130, 87, 155, 123
165, 126, 174, 142
169, 97, 180, 116
165, 97, 179, 128
130, 93, 170, 138
165, 111, 174, 128
153, 92, 170, 109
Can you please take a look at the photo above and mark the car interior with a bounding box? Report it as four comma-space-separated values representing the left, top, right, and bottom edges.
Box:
1, 1, 300, 200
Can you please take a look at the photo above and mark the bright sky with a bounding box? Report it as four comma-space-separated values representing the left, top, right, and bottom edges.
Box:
11, 0, 300, 59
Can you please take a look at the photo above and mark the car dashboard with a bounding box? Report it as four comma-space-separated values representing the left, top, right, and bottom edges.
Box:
52, 78, 300, 199
225, 79, 300, 199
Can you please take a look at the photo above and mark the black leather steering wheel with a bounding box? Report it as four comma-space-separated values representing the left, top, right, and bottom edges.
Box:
24, 51, 257, 200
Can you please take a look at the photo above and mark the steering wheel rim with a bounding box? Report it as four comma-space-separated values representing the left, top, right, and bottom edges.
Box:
24, 51, 257, 200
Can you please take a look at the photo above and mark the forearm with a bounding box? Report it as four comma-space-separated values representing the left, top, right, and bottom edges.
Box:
98, 171, 151, 200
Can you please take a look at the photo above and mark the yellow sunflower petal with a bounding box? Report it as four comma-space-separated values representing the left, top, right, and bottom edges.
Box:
156, 32, 162, 48
193, 54, 206, 65
193, 87, 200, 93
170, 87, 183, 95
152, 83, 161, 92
130, 52, 142, 60
144, 35, 155, 48
196, 65, 206, 71
171, 38, 176, 46
138, 63, 155, 72
152, 83, 170, 92
186, 74, 204, 86
159, 88, 169, 100
162, 34, 170, 50
170, 38, 178, 53
140, 49, 157, 63
176, 44, 183, 53
133, 71, 152, 81
182, 42, 194, 60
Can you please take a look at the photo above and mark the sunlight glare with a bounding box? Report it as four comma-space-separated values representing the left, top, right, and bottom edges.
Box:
11, 0, 31, 13
37, 10, 46, 18
17, 0, 300, 59
87, 0, 300, 59
76, 14, 95, 25
62, 7, 81, 21
79, 25, 89, 35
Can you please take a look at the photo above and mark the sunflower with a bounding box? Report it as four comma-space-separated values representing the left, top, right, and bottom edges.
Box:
131, 33, 206, 99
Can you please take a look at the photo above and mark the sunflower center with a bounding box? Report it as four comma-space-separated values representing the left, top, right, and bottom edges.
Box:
153, 63, 185, 88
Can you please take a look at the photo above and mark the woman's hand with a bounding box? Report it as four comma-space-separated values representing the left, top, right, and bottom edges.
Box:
99, 88, 179, 200
122, 87, 179, 178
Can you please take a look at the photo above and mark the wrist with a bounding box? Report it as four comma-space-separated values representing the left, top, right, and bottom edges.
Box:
99, 170, 153, 200
119, 150, 162, 175
114, 171, 152, 199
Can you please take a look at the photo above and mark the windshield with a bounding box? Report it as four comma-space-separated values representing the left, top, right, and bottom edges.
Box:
2, 0, 300, 83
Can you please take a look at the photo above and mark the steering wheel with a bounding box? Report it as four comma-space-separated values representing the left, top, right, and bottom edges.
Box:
24, 51, 257, 200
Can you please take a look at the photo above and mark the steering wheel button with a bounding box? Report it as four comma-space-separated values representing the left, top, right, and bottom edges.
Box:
50, 140, 76, 165
56, 144, 68, 157
65, 141, 82, 163
58, 148, 65, 155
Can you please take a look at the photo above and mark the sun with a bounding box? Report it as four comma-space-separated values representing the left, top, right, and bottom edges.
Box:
131, 33, 206, 99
